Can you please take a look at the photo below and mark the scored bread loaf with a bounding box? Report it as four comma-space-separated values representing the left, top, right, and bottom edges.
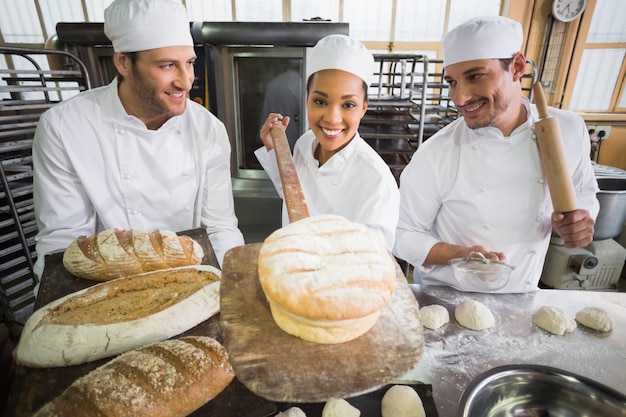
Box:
32, 336, 235, 417
258, 214, 397, 344
16, 266, 221, 367
62, 228, 205, 281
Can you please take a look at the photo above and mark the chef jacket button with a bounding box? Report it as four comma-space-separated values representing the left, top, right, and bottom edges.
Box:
537, 178, 545, 184
333, 180, 338, 185
480, 187, 487, 193
530, 249, 537, 255
182, 171, 190, 176
482, 224, 491, 230
128, 209, 138, 215
184, 207, 191, 211
535, 216, 542, 222
472, 144, 479, 150
531, 133, 537, 140
177, 129, 182, 135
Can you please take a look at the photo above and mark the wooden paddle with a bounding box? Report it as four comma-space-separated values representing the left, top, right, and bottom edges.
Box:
219, 123, 424, 403
532, 82, 578, 213
220, 245, 425, 403
269, 123, 309, 222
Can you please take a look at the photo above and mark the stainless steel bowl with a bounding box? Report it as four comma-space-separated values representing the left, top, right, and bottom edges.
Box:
458, 364, 626, 417
449, 252, 514, 292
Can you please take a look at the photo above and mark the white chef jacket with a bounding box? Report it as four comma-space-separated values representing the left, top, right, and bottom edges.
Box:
33, 79, 244, 278
393, 98, 599, 293
255, 130, 400, 251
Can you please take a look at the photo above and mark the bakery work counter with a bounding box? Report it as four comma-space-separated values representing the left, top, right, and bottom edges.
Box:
405, 285, 626, 417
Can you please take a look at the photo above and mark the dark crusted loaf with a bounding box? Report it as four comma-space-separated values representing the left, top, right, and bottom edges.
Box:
32, 336, 235, 417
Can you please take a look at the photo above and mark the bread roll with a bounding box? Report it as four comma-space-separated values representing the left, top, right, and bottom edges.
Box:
455, 300, 495, 331
575, 306, 614, 332
322, 399, 360, 417
62, 228, 204, 281
381, 385, 426, 417
32, 336, 235, 417
533, 305, 576, 335
16, 266, 221, 367
258, 214, 396, 344
276, 407, 307, 417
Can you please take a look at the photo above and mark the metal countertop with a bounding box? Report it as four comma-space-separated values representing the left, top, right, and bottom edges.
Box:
404, 285, 626, 417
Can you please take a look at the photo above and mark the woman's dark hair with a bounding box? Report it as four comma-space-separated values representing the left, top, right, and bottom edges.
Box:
306, 73, 369, 98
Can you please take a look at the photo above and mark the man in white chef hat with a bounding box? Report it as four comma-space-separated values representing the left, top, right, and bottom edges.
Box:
393, 16, 599, 293
32, 0, 244, 285
255, 34, 400, 252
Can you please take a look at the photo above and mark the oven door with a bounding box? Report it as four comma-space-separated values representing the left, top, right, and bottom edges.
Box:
213, 46, 308, 180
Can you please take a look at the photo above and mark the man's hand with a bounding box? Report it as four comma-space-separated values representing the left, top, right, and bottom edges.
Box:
552, 209, 595, 248
425, 242, 506, 265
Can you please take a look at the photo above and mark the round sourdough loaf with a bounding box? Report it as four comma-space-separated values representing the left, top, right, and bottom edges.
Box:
258, 214, 396, 344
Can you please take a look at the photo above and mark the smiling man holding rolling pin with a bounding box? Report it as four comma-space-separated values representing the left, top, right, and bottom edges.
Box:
393, 16, 599, 293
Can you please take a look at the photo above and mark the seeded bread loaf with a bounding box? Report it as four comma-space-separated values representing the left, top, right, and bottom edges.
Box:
258, 214, 396, 344
62, 228, 204, 281
32, 336, 235, 417
16, 265, 221, 367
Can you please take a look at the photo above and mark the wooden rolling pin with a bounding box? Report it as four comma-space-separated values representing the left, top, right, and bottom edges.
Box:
270, 123, 310, 222
532, 82, 578, 213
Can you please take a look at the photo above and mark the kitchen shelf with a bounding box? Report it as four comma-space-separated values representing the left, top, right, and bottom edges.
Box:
0, 46, 90, 337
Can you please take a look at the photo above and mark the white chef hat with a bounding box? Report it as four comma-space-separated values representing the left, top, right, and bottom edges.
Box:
104, 0, 193, 53
306, 34, 376, 87
443, 16, 523, 68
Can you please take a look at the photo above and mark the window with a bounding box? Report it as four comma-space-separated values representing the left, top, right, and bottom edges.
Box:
569, 0, 626, 112
1, 0, 623, 116
291, 0, 339, 22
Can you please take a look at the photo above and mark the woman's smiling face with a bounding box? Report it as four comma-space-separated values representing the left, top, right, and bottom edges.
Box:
306, 69, 368, 159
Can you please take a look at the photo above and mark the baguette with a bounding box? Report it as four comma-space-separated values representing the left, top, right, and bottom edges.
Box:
32, 336, 235, 417
16, 265, 221, 367
62, 228, 205, 281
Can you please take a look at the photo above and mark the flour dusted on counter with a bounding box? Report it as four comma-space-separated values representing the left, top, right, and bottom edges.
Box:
410, 315, 614, 392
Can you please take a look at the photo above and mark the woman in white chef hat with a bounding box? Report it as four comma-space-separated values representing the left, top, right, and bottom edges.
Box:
32, 0, 244, 281
256, 34, 400, 251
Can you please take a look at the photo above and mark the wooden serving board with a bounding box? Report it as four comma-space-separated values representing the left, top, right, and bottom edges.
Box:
220, 243, 425, 403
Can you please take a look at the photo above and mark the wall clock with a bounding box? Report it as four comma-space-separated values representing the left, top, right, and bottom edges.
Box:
552, 0, 588, 22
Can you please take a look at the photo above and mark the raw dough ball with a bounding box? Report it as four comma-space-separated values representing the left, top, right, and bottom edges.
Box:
381, 384, 426, 417
454, 300, 495, 330
575, 306, 614, 332
419, 304, 449, 329
276, 407, 307, 417
322, 398, 360, 417
533, 305, 576, 335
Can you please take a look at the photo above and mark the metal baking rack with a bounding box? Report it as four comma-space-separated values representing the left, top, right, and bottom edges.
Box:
0, 46, 90, 336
